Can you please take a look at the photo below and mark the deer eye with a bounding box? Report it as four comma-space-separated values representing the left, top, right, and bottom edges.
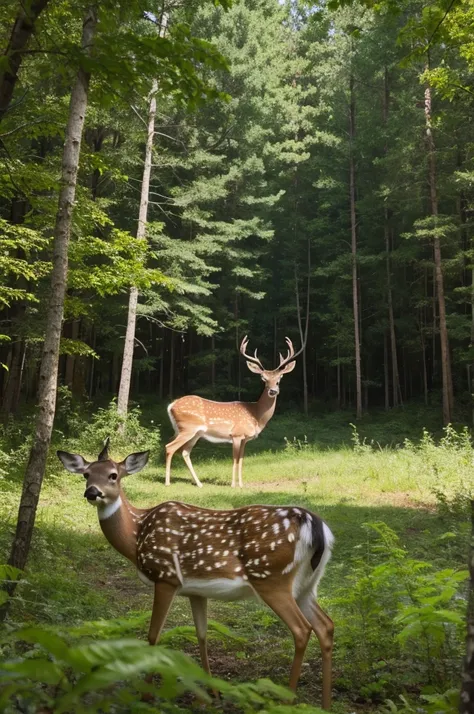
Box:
109, 473, 118, 482
83, 473, 89, 479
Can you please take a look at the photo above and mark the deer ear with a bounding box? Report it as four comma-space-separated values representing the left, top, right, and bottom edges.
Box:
279, 360, 296, 374
246, 361, 263, 375
57, 451, 90, 474
121, 451, 149, 475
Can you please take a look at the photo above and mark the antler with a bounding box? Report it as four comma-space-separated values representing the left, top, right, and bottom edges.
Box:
278, 336, 306, 371
98, 436, 110, 462
240, 335, 265, 371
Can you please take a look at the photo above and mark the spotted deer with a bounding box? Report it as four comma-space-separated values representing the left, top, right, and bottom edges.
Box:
166, 336, 305, 488
57, 440, 334, 709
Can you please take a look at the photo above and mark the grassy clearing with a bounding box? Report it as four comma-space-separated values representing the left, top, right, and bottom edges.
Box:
0, 409, 472, 711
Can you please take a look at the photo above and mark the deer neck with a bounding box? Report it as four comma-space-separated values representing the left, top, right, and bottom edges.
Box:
97, 490, 145, 566
255, 388, 277, 429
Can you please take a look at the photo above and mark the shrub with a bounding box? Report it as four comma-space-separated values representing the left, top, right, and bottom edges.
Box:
66, 400, 161, 464
331, 522, 467, 704
0, 618, 325, 714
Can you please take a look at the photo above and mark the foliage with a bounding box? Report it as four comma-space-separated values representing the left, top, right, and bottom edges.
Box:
65, 400, 161, 463
331, 521, 467, 703
0, 622, 313, 713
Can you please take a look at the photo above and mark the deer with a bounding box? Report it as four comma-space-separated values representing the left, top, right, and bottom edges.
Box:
57, 439, 334, 709
165, 335, 305, 488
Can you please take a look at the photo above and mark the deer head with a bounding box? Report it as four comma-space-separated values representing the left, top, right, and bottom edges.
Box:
57, 438, 149, 510
240, 336, 304, 398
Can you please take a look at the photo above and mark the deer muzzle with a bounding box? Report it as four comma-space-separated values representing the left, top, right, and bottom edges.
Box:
84, 485, 103, 501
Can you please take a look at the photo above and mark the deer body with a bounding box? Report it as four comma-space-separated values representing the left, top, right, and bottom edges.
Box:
165, 337, 303, 488
57, 443, 334, 709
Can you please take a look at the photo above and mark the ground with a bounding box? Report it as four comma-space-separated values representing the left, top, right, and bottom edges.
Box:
0, 408, 470, 712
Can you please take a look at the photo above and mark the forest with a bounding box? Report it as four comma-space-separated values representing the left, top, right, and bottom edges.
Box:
1, 0, 474, 712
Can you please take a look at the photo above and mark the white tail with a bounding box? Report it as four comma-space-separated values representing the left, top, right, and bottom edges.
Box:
165, 335, 306, 488
57, 443, 334, 709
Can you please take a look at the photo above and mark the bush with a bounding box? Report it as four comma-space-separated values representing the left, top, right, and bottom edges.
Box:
0, 616, 325, 714
331, 522, 467, 704
66, 400, 161, 464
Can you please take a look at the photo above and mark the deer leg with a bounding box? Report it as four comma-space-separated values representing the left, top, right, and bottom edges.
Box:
143, 581, 178, 697
189, 595, 211, 674
297, 596, 333, 710
231, 436, 244, 488
180, 435, 203, 488
252, 583, 312, 692
148, 581, 177, 645
237, 439, 247, 488
165, 430, 198, 487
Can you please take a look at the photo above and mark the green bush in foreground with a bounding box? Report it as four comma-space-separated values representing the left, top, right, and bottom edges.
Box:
332, 522, 467, 710
0, 623, 325, 714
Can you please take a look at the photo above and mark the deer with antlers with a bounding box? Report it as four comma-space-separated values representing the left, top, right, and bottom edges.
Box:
57, 440, 334, 709
166, 336, 305, 488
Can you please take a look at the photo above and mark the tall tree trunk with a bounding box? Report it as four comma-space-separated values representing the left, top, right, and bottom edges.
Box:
386, 222, 402, 407
384, 333, 389, 410
424, 76, 454, 424
168, 330, 174, 400
295, 241, 310, 415
382, 69, 401, 409
0, 0, 50, 122
349, 73, 362, 418
159, 331, 164, 400
211, 334, 216, 396
117, 76, 158, 419
0, 7, 97, 617
337, 345, 341, 408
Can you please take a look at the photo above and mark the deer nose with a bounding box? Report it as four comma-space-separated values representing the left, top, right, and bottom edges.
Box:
268, 388, 278, 397
84, 486, 103, 501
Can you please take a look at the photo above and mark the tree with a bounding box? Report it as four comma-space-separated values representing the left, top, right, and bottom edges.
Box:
0, 0, 51, 121
1, 5, 97, 614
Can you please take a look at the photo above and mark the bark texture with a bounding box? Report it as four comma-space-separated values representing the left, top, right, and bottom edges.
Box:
1, 7, 97, 616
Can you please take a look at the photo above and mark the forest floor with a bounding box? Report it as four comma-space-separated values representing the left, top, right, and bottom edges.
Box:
0, 408, 470, 712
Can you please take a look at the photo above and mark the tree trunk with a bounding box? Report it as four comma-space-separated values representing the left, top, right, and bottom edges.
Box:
117, 75, 158, 419
384, 333, 389, 410
295, 241, 310, 415
459, 500, 474, 713
0, 7, 97, 617
349, 73, 362, 419
168, 330, 174, 400
386, 221, 402, 407
211, 334, 215, 396
159, 331, 164, 400
424, 77, 454, 424
0, 0, 50, 122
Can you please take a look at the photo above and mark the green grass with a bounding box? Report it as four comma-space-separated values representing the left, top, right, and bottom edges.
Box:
0, 410, 471, 712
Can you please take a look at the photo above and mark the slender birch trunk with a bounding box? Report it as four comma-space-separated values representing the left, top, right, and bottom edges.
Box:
349, 73, 362, 418
295, 241, 310, 415
1, 7, 97, 617
424, 75, 454, 424
116, 80, 158, 419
